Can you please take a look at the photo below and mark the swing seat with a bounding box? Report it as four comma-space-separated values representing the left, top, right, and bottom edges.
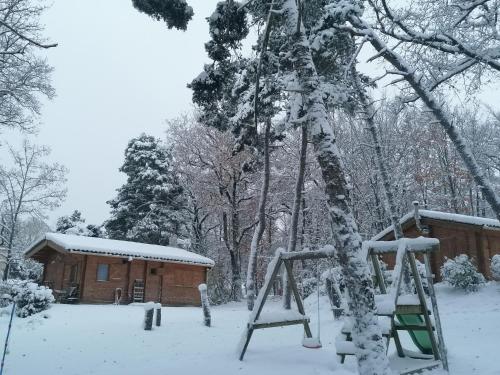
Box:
302, 337, 322, 349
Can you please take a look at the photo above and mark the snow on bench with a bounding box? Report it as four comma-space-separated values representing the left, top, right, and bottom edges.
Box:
252, 310, 309, 329
336, 340, 356, 356
341, 316, 392, 336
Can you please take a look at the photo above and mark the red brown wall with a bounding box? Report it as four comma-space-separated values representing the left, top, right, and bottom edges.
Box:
379, 219, 500, 279
36, 247, 207, 305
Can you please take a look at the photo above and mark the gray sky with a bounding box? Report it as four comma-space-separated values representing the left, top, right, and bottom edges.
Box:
32, 0, 217, 226
4, 0, 499, 227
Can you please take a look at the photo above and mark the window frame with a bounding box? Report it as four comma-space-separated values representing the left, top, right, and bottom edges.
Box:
96, 263, 109, 282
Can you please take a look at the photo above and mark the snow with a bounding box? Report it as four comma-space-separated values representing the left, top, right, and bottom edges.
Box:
1, 283, 500, 374
372, 209, 500, 241
26, 233, 214, 267
254, 310, 307, 325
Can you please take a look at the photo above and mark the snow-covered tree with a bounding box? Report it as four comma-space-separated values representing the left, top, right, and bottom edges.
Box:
0, 140, 67, 280
105, 133, 187, 246
0, 0, 56, 133
56, 210, 104, 237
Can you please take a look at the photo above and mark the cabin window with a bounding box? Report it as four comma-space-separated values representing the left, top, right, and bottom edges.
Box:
96, 264, 109, 281
69, 264, 78, 283
150, 268, 157, 275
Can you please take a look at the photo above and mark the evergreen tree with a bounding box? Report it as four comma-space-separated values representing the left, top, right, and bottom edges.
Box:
105, 133, 187, 245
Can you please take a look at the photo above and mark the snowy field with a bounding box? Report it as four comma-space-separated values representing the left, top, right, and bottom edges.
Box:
1, 283, 499, 375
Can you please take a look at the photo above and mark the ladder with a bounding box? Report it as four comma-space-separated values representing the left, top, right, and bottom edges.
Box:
133, 279, 145, 303
336, 238, 448, 373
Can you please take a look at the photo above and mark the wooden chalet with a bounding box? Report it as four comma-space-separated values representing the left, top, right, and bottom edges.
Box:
25, 233, 214, 306
373, 206, 500, 279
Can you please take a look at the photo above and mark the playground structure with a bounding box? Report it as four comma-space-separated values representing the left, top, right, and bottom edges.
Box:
238, 237, 448, 374
238, 246, 336, 360
337, 237, 448, 373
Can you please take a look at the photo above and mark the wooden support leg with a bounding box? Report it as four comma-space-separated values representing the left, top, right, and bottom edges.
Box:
239, 327, 254, 361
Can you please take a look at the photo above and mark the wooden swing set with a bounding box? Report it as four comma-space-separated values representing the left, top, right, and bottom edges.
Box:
238, 238, 449, 375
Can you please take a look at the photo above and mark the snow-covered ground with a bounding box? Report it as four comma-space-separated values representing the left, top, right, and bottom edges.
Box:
1, 282, 499, 375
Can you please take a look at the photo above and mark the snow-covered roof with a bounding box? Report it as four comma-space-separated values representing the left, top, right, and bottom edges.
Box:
26, 233, 215, 268
372, 209, 500, 241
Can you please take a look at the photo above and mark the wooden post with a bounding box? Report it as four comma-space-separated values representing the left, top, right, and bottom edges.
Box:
423, 252, 449, 371
155, 303, 161, 327
143, 302, 154, 331
198, 284, 211, 327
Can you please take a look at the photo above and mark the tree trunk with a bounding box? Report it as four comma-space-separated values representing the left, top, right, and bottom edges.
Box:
223, 212, 241, 301
283, 125, 308, 309
280, 3, 391, 374
352, 15, 500, 222
246, 119, 271, 310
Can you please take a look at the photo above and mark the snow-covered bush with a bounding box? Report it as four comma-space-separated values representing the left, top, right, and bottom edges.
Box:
8, 252, 43, 281
491, 255, 500, 280
440, 255, 485, 292
412, 259, 429, 295
301, 276, 319, 299
0, 279, 54, 317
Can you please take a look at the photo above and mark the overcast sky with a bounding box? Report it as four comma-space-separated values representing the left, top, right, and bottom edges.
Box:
3, 0, 499, 228
25, 0, 217, 226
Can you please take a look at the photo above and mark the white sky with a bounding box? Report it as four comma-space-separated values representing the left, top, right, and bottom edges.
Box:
27, 0, 217, 226
3, 0, 499, 227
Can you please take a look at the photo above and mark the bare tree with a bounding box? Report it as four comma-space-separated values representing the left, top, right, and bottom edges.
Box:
0, 140, 67, 279
0, 0, 56, 132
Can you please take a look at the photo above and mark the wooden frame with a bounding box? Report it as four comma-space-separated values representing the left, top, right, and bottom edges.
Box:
238, 248, 335, 361
338, 238, 448, 373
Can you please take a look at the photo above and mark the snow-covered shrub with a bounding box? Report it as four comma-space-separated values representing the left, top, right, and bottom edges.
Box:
440, 255, 485, 292
0, 279, 54, 317
301, 276, 319, 299
491, 255, 500, 280
412, 259, 429, 295
8, 252, 43, 281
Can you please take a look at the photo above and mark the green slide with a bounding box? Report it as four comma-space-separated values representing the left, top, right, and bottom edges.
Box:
396, 314, 434, 355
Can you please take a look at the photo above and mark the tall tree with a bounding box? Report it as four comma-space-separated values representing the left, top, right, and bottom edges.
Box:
106, 133, 187, 246
0, 140, 67, 279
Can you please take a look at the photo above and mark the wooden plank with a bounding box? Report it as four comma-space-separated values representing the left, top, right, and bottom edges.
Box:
408, 252, 440, 361
423, 252, 449, 371
370, 253, 387, 294
253, 318, 309, 330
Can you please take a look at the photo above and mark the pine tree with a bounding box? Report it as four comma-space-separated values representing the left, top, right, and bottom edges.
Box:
105, 133, 187, 245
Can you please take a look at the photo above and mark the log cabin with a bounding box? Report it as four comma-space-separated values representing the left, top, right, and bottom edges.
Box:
372, 206, 500, 280
25, 233, 214, 306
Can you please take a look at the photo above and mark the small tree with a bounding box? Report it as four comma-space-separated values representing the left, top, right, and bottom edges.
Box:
491, 255, 500, 281
441, 255, 485, 292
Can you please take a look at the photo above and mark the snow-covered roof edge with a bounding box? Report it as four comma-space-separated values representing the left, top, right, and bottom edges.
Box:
26, 233, 215, 268
371, 209, 500, 241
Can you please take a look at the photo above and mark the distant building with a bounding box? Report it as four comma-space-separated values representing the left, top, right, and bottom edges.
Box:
373, 209, 500, 279
25, 233, 214, 306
